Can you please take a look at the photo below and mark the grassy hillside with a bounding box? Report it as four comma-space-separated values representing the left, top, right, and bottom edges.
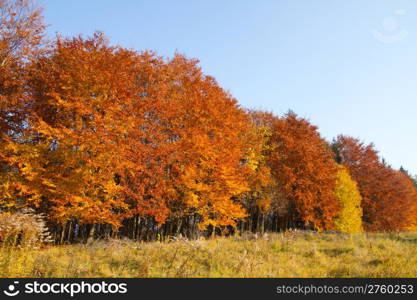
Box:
1, 231, 416, 277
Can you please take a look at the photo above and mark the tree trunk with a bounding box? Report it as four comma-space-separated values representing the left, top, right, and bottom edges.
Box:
60, 222, 67, 245
87, 224, 95, 243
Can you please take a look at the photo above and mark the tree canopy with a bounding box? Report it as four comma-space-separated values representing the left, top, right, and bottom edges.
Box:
1, 1, 416, 243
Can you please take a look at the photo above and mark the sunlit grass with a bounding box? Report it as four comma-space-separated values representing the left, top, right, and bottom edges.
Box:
1, 231, 416, 277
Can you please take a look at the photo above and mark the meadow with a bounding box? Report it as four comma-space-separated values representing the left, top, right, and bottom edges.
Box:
1, 231, 416, 278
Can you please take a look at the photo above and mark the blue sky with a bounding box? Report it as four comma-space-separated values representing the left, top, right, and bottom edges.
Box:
41, 0, 417, 175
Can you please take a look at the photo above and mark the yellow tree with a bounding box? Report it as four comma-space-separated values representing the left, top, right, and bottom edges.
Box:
334, 165, 363, 233
238, 110, 285, 233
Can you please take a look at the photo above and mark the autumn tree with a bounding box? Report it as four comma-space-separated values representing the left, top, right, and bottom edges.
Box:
0, 0, 46, 214
334, 165, 363, 233
108, 52, 251, 238
0, 0, 45, 131
0, 0, 44, 63
158, 55, 250, 235
2, 30, 255, 241
332, 136, 417, 231
400, 166, 417, 188
4, 35, 133, 238
269, 112, 339, 231
236, 110, 285, 233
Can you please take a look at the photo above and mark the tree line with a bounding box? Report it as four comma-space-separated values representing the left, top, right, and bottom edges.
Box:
1, 1, 416, 244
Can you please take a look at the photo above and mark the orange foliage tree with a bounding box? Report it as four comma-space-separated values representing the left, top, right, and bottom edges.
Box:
3, 32, 252, 240
159, 55, 250, 234
332, 136, 417, 231
269, 112, 339, 231
0, 0, 46, 213
16, 34, 148, 231
0, 0, 45, 133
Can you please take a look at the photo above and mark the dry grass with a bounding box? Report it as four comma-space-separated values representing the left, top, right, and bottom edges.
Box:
1, 231, 417, 277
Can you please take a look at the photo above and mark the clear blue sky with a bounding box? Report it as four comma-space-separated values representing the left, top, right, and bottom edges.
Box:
41, 0, 417, 175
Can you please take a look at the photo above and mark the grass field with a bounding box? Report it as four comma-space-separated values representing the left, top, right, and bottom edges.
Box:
1, 231, 416, 277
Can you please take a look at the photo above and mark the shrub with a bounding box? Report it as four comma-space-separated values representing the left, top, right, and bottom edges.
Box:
0, 208, 52, 248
